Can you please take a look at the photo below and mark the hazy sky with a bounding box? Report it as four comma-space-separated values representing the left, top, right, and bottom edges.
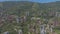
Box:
0, 0, 60, 3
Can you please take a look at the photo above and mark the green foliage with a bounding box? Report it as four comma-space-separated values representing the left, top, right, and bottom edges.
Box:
0, 1, 60, 34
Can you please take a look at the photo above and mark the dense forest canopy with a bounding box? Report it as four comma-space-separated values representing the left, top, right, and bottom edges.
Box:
0, 1, 60, 34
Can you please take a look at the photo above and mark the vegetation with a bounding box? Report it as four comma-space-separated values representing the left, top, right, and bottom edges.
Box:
0, 1, 60, 34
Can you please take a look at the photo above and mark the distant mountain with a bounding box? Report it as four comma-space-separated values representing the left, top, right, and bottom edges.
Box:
1, 1, 60, 11
0, 1, 60, 20
0, 1, 60, 12
1, 1, 60, 16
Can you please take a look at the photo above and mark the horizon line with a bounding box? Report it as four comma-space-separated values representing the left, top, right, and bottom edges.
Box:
0, 0, 60, 3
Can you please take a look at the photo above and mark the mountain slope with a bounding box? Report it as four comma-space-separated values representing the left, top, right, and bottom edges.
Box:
0, 1, 60, 34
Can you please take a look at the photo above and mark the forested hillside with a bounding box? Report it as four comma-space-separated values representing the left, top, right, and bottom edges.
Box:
0, 1, 60, 34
